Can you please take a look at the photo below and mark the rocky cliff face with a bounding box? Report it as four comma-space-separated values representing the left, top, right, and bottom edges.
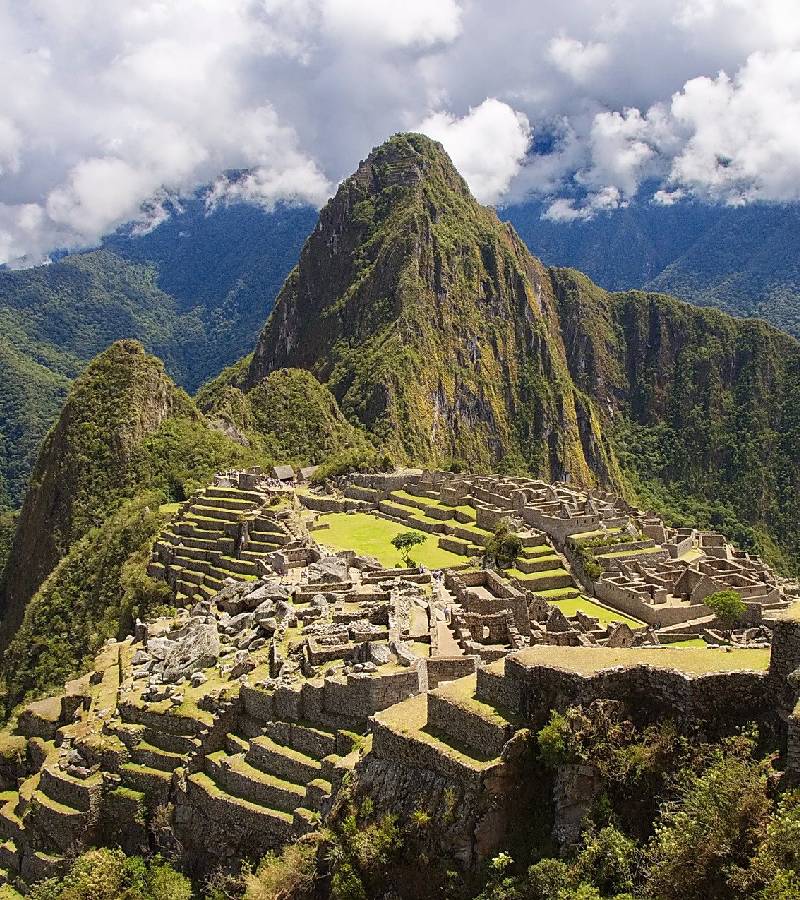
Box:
247, 133, 617, 483
0, 341, 188, 647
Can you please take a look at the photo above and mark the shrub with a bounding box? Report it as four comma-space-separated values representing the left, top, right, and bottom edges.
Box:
245, 841, 318, 899
703, 589, 747, 628
537, 711, 572, 768
483, 520, 523, 569
525, 858, 575, 900
575, 826, 638, 896
645, 748, 771, 900
310, 448, 393, 484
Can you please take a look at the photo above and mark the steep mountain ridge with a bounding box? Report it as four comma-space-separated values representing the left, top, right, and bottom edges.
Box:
552, 269, 800, 568
0, 202, 312, 510
239, 133, 800, 570
0, 341, 192, 647
246, 133, 617, 484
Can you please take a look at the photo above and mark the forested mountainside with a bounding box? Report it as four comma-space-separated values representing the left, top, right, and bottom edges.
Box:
552, 271, 800, 572
0, 200, 313, 510
504, 199, 800, 339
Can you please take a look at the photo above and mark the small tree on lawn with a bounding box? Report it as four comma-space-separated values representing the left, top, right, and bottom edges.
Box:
391, 531, 426, 567
703, 589, 747, 629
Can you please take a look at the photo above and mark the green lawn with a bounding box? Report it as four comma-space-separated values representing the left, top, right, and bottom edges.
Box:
668, 638, 707, 648
158, 502, 181, 515
515, 645, 771, 675
315, 512, 464, 569
550, 596, 643, 628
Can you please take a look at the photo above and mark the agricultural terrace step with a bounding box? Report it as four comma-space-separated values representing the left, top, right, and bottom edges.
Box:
196, 495, 260, 512
262, 721, 337, 759
246, 736, 323, 784
120, 763, 173, 804
427, 675, 519, 758
507, 569, 574, 591
187, 773, 294, 839
372, 693, 502, 786
164, 533, 221, 551
519, 542, 555, 557
252, 518, 287, 534
182, 520, 230, 539
179, 523, 230, 540
188, 504, 249, 523
225, 733, 250, 756
131, 741, 185, 773
204, 487, 266, 503
306, 777, 333, 807
0, 839, 18, 876
514, 554, 565, 574
240, 549, 277, 563
139, 726, 200, 756
162, 533, 221, 552
205, 751, 305, 813
27, 792, 87, 852
119, 701, 206, 736
245, 536, 285, 551
38, 767, 100, 813
163, 544, 209, 562
0, 794, 22, 843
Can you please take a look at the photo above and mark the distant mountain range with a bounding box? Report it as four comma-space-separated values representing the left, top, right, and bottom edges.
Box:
1, 164, 799, 511
0, 198, 314, 507
502, 198, 800, 340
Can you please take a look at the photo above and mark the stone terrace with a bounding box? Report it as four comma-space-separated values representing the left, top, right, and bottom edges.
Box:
2, 468, 799, 891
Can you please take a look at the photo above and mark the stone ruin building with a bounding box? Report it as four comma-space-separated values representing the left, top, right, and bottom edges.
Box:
1, 467, 799, 891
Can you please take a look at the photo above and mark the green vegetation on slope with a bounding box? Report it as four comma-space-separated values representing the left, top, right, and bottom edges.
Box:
2, 494, 169, 712
26, 846, 190, 899
553, 270, 800, 572
0, 337, 70, 510
197, 361, 375, 464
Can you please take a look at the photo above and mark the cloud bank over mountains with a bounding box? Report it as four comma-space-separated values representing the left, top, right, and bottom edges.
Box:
1, 0, 799, 264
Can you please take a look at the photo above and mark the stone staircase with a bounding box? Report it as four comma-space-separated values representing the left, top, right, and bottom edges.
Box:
149, 486, 292, 605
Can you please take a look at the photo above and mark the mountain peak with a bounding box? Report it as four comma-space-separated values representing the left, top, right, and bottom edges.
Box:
242, 134, 614, 484
349, 132, 470, 199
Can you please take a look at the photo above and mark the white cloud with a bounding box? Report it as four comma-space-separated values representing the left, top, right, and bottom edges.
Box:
320, 0, 462, 48
3, 0, 800, 259
666, 49, 800, 203
416, 99, 531, 203
547, 36, 610, 84
543, 186, 624, 222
